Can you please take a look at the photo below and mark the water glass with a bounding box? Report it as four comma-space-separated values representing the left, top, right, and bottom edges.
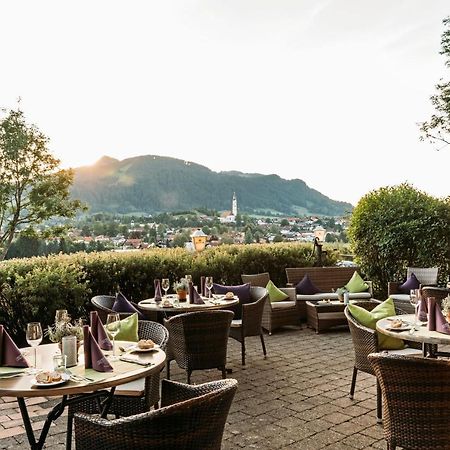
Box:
26, 322, 43, 371
106, 313, 121, 360
53, 354, 67, 373
161, 278, 170, 298
205, 277, 213, 298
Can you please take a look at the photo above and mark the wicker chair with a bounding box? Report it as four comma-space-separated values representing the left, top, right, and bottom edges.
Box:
67, 321, 169, 448
90, 295, 143, 323
229, 286, 268, 365
241, 273, 299, 335
74, 378, 238, 450
344, 304, 422, 423
165, 310, 233, 384
368, 353, 450, 450
421, 286, 450, 308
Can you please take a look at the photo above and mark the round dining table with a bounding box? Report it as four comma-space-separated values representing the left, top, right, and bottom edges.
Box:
0, 342, 166, 450
376, 314, 450, 357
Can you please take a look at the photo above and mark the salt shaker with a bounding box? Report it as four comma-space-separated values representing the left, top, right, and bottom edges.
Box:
61, 335, 78, 367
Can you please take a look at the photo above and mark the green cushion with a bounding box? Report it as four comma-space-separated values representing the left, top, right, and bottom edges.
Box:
347, 298, 404, 350
266, 280, 289, 302
345, 271, 369, 293
106, 313, 139, 342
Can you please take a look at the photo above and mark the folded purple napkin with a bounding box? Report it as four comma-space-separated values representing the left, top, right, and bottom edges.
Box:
83, 326, 113, 372
200, 276, 206, 297
427, 298, 450, 334
417, 297, 428, 322
189, 282, 205, 305
154, 279, 162, 302
90, 311, 112, 351
0, 325, 28, 368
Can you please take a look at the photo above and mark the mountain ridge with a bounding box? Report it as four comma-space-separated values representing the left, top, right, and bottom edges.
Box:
71, 155, 353, 216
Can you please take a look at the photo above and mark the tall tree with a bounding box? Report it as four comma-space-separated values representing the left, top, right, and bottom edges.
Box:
0, 108, 84, 260
419, 17, 450, 149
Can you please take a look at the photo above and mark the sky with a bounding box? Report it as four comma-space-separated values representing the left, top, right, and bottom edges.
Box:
1, 1, 449, 206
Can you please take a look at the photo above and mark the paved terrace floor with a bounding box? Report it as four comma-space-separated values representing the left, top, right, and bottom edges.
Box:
0, 325, 389, 450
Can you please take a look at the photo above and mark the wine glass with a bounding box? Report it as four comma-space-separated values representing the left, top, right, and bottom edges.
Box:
161, 278, 170, 299
410, 289, 419, 333
205, 277, 213, 298
106, 313, 121, 360
55, 309, 68, 324
26, 322, 43, 372
185, 274, 192, 284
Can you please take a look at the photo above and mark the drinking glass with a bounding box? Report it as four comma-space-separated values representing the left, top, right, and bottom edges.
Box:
26, 322, 43, 372
185, 274, 192, 284
161, 278, 170, 299
205, 277, 213, 298
55, 309, 68, 324
410, 289, 419, 332
106, 313, 121, 360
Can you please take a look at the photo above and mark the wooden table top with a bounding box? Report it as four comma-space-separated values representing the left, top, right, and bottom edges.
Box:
376, 314, 450, 346
138, 295, 239, 313
0, 342, 166, 398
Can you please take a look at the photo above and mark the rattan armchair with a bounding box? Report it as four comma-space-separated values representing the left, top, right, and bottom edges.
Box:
229, 286, 268, 365
67, 321, 169, 448
344, 304, 421, 423
241, 273, 299, 334
90, 295, 143, 323
165, 310, 233, 384
421, 286, 450, 308
74, 378, 238, 450
369, 353, 450, 450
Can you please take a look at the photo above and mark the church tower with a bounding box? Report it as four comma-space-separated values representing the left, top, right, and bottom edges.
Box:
232, 192, 238, 216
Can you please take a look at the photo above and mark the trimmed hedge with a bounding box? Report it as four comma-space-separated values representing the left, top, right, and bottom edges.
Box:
0, 243, 337, 342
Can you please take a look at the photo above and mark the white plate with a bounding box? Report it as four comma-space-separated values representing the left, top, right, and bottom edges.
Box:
128, 344, 160, 353
387, 324, 411, 331
33, 372, 70, 387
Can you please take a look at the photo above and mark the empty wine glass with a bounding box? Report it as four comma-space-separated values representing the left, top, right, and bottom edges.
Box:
26, 322, 43, 372
161, 278, 170, 299
205, 277, 213, 298
106, 313, 121, 360
185, 274, 192, 284
410, 289, 419, 333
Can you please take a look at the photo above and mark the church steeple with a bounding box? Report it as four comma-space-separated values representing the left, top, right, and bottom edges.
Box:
232, 192, 238, 216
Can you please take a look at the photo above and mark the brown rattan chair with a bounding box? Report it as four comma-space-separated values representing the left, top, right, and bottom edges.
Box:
165, 310, 233, 384
90, 295, 143, 323
421, 286, 450, 308
368, 353, 450, 450
344, 304, 422, 423
67, 320, 169, 448
74, 378, 238, 450
229, 286, 268, 365
241, 273, 299, 335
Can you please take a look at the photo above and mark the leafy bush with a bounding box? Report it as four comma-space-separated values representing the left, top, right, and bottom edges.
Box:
348, 183, 450, 297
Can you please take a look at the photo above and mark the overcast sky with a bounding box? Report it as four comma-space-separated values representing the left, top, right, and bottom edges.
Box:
1, 1, 449, 205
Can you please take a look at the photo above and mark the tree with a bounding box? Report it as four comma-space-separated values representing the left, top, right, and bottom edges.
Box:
348, 183, 450, 297
419, 17, 450, 149
0, 108, 85, 260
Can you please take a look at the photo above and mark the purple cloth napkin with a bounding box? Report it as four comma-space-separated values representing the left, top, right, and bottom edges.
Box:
200, 276, 206, 297
427, 298, 450, 334
154, 279, 162, 302
417, 298, 428, 322
90, 311, 112, 351
189, 282, 205, 304
0, 325, 28, 368
83, 326, 113, 372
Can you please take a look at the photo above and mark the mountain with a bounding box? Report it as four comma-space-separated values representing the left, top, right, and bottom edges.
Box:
71, 155, 352, 216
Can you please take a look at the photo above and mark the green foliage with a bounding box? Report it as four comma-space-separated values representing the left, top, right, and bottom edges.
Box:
0, 108, 85, 260
420, 16, 450, 149
348, 183, 450, 297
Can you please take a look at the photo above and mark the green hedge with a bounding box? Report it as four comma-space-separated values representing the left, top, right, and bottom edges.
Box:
0, 243, 337, 342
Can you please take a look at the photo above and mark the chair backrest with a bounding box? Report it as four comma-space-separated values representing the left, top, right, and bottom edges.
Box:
421, 286, 450, 308
138, 320, 169, 350
407, 267, 438, 285
241, 273, 270, 288
368, 353, 450, 450
165, 310, 233, 371
91, 295, 141, 323
241, 286, 268, 336
285, 267, 360, 291
344, 306, 378, 375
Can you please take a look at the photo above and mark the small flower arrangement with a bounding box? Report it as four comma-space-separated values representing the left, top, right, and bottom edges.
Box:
441, 295, 450, 317
173, 278, 189, 292
46, 316, 84, 343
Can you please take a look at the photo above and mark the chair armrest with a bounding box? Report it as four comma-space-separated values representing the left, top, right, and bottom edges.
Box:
388, 282, 402, 295
161, 379, 215, 407
286, 283, 294, 288
279, 287, 296, 301
365, 281, 373, 297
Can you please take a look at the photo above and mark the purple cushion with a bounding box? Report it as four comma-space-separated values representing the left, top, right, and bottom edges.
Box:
398, 272, 420, 294
213, 283, 251, 320
112, 291, 145, 319
295, 274, 322, 295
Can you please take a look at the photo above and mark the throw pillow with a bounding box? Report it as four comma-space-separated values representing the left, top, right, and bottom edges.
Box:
295, 274, 322, 295
213, 283, 251, 320
112, 291, 145, 320
347, 298, 404, 350
398, 272, 420, 294
107, 312, 139, 342
266, 280, 289, 302
344, 271, 369, 293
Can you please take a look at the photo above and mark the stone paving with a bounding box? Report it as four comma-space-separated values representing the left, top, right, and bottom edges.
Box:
0, 325, 389, 449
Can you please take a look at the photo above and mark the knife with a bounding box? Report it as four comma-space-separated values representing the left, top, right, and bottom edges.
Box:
119, 356, 154, 367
